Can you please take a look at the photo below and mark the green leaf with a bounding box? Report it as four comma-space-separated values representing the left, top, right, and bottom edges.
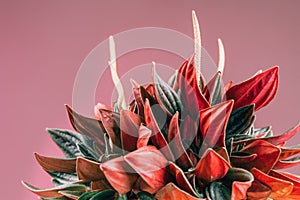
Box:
168, 70, 178, 88
40, 197, 70, 200
226, 104, 255, 137
78, 191, 99, 200
205, 181, 231, 200
89, 190, 116, 200
59, 190, 84, 199
153, 66, 182, 115
47, 171, 78, 186
77, 143, 99, 160
136, 191, 156, 199
47, 128, 83, 158
210, 73, 222, 106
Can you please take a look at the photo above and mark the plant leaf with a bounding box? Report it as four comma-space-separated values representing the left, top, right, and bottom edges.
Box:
76, 157, 104, 182
155, 183, 202, 200
226, 66, 278, 111
195, 148, 230, 183
251, 168, 293, 199
167, 112, 193, 171
77, 143, 99, 160
137, 125, 152, 149
205, 181, 231, 200
136, 191, 156, 200
89, 190, 116, 200
274, 156, 300, 169
199, 100, 234, 148
47, 128, 83, 158
65, 105, 106, 153
246, 180, 271, 200
153, 66, 182, 116
124, 146, 170, 193
34, 153, 76, 173
203, 72, 223, 106
100, 156, 138, 195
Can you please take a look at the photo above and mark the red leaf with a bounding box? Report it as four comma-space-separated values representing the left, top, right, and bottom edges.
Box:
94, 102, 113, 120
168, 112, 193, 171
168, 162, 198, 197
34, 153, 76, 173
273, 157, 300, 170
120, 110, 141, 152
155, 183, 203, 200
124, 146, 170, 193
251, 168, 293, 199
175, 56, 209, 118
222, 168, 254, 200
231, 153, 258, 166
247, 180, 272, 200
65, 105, 106, 153
226, 66, 278, 111
199, 100, 234, 148
202, 71, 221, 102
100, 156, 138, 195
238, 140, 281, 173
131, 79, 144, 117
76, 157, 104, 181
195, 148, 230, 183
137, 125, 152, 148
180, 115, 197, 145
144, 99, 174, 161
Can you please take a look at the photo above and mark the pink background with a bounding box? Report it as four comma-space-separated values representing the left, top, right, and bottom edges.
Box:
0, 1, 299, 199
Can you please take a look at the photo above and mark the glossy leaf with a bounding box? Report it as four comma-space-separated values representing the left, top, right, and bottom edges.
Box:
120, 110, 141, 152
76, 157, 104, 181
58, 190, 83, 199
153, 66, 182, 115
124, 146, 170, 193
78, 191, 99, 200
77, 143, 99, 160
237, 140, 281, 173
65, 105, 106, 153
89, 190, 116, 200
168, 162, 198, 197
155, 183, 202, 200
222, 168, 254, 200
144, 99, 174, 161
199, 100, 234, 148
47, 128, 83, 158
136, 191, 156, 200
174, 56, 209, 118
34, 153, 76, 173
101, 156, 137, 194
167, 112, 193, 171
205, 181, 231, 200
279, 145, 300, 160
226, 66, 278, 111
274, 156, 300, 169
251, 168, 293, 199
22, 182, 86, 198
137, 125, 152, 149
226, 104, 254, 137
246, 180, 271, 200
195, 148, 230, 183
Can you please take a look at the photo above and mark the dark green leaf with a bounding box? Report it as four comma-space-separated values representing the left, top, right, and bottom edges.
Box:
136, 191, 156, 200
47, 128, 83, 158
226, 104, 254, 137
153, 67, 182, 115
206, 181, 231, 200
168, 70, 178, 88
59, 190, 84, 199
47, 171, 78, 186
78, 191, 100, 200
210, 73, 222, 106
89, 190, 116, 200
77, 143, 99, 160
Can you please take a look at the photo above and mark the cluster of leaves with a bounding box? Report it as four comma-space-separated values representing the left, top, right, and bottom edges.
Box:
23, 55, 300, 200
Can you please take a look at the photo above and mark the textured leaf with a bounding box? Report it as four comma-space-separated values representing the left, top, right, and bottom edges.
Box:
237, 140, 281, 173
65, 105, 106, 153
174, 56, 209, 118
226, 104, 254, 137
78, 191, 99, 200
167, 112, 193, 171
199, 100, 234, 148
47, 171, 78, 186
222, 168, 254, 200
137, 125, 152, 149
205, 181, 231, 200
120, 110, 141, 152
100, 156, 138, 194
155, 183, 202, 200
22, 182, 86, 198
77, 143, 99, 160
59, 190, 83, 199
203, 72, 223, 106
226, 66, 278, 111
124, 146, 170, 193
47, 128, 82, 158
168, 162, 198, 197
34, 153, 76, 173
144, 99, 174, 161
195, 148, 231, 183
251, 168, 293, 199
153, 67, 182, 115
